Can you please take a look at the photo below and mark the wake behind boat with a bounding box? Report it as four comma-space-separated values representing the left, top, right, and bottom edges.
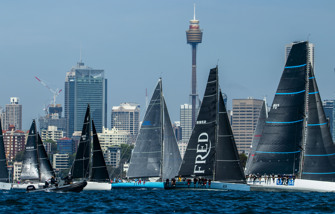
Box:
247, 41, 335, 192
112, 78, 182, 189
172, 66, 249, 191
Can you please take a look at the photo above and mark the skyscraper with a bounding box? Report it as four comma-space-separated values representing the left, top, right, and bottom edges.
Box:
65, 61, 107, 137
180, 104, 192, 142
231, 98, 263, 154
186, 5, 202, 128
111, 103, 140, 143
5, 97, 22, 131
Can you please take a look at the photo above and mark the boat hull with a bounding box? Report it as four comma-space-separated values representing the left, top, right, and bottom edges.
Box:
0, 182, 11, 190
84, 181, 111, 190
112, 181, 165, 189
168, 181, 250, 191
27, 181, 87, 193
12, 182, 44, 190
249, 178, 335, 192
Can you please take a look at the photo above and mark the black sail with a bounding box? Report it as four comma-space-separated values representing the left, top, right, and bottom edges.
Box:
215, 91, 246, 183
21, 120, 40, 181
245, 100, 267, 175
127, 79, 163, 178
178, 67, 217, 178
0, 118, 9, 182
71, 105, 91, 179
302, 67, 335, 181
162, 97, 182, 180
248, 42, 308, 175
37, 134, 55, 182
90, 120, 110, 182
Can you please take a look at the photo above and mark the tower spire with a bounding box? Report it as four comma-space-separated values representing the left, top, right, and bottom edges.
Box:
193, 3, 196, 20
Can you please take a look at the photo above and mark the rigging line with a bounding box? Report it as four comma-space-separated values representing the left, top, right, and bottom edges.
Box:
276, 90, 305, 95
266, 119, 304, 124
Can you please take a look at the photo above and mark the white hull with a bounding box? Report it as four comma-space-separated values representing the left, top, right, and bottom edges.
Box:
0, 182, 11, 190
83, 181, 111, 191
12, 182, 44, 190
249, 178, 335, 192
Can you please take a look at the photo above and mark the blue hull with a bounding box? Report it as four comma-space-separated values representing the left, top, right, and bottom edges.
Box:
112, 182, 165, 189
168, 181, 250, 191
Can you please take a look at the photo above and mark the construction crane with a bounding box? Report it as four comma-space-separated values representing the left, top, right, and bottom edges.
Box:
34, 76, 62, 108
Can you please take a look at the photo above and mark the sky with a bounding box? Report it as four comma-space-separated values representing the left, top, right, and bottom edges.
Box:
1, 0, 335, 130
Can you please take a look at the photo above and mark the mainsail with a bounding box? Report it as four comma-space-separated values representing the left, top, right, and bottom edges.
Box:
91, 120, 110, 182
127, 79, 163, 178
127, 78, 181, 180
37, 134, 55, 182
215, 90, 246, 183
301, 66, 335, 181
245, 100, 268, 175
0, 118, 9, 182
20, 120, 40, 181
247, 41, 308, 175
71, 105, 91, 179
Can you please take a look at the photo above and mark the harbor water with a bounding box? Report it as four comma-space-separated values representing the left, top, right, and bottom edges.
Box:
0, 189, 334, 213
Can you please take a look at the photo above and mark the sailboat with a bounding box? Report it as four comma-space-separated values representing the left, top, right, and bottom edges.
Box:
247, 41, 335, 192
174, 67, 249, 191
69, 104, 111, 190
0, 118, 11, 190
112, 78, 182, 189
12, 120, 55, 189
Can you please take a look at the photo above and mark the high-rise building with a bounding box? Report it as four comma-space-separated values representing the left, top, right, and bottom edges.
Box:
285, 42, 314, 67
38, 104, 67, 137
172, 121, 182, 142
180, 104, 193, 142
65, 61, 107, 137
13, 161, 22, 182
111, 103, 140, 142
3, 125, 25, 162
57, 137, 75, 154
0, 107, 5, 128
186, 5, 202, 128
231, 98, 263, 154
5, 97, 22, 131
322, 100, 334, 139
104, 147, 121, 167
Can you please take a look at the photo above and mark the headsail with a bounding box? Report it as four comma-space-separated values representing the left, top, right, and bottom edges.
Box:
71, 105, 91, 179
0, 118, 9, 182
127, 79, 163, 178
302, 66, 335, 181
162, 97, 182, 180
37, 134, 55, 182
20, 120, 40, 181
215, 90, 246, 183
248, 41, 308, 175
178, 67, 217, 178
245, 100, 268, 175
90, 120, 110, 182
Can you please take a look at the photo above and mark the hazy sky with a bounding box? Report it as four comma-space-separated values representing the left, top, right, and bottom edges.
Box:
1, 0, 335, 130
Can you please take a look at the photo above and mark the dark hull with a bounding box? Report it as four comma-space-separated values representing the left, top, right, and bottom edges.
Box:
27, 181, 87, 193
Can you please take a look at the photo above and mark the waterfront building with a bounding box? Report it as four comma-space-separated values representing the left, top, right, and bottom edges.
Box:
104, 146, 121, 168
232, 98, 263, 154
52, 153, 69, 170
38, 104, 67, 137
57, 137, 75, 154
111, 103, 140, 143
65, 61, 107, 137
41, 126, 64, 142
5, 97, 22, 131
98, 127, 130, 151
3, 125, 25, 162
13, 161, 22, 182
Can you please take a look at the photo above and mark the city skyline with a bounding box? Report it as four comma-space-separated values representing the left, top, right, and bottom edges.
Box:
1, 1, 335, 130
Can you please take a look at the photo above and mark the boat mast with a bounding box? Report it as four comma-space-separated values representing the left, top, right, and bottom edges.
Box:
159, 79, 164, 180
213, 66, 218, 181
298, 42, 310, 178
